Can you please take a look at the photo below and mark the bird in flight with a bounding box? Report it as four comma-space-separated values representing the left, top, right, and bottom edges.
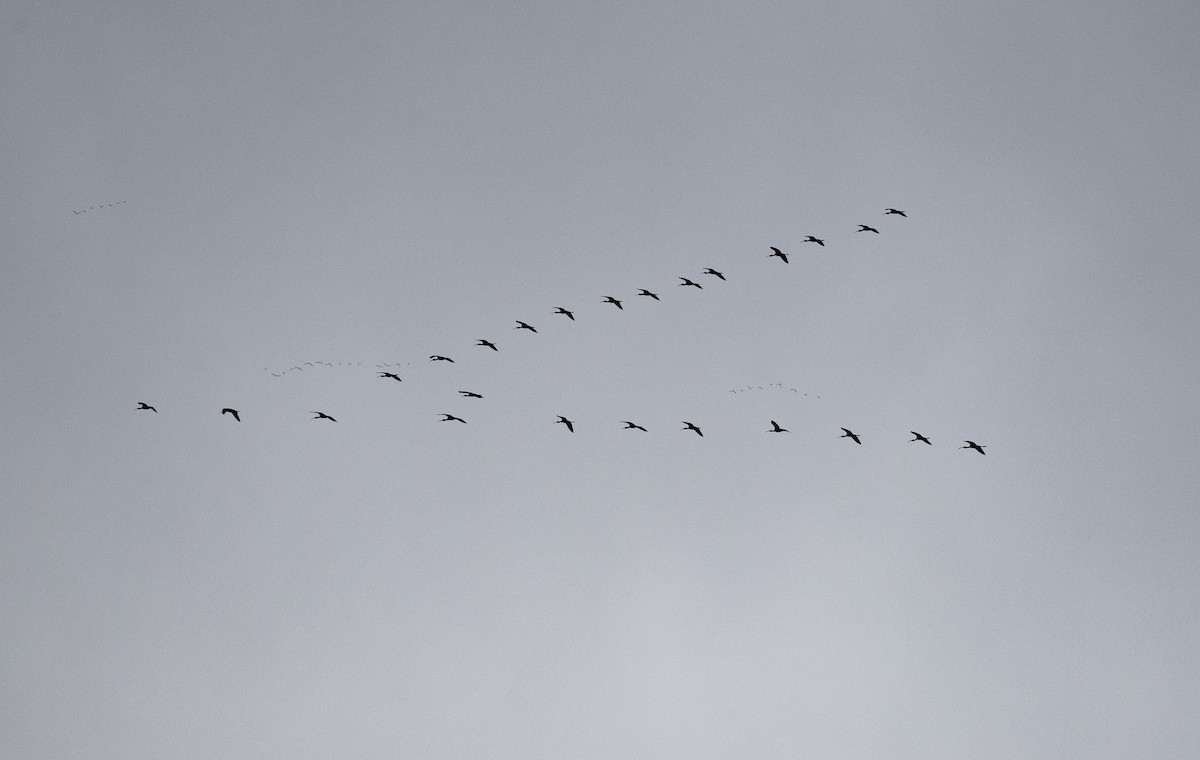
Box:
621, 421, 648, 431
553, 307, 575, 321
884, 208, 907, 217
459, 390, 483, 399
909, 431, 932, 445
678, 277, 703, 289
556, 415, 575, 433
961, 440, 987, 455
803, 236, 825, 246
221, 408, 241, 421
515, 321, 538, 333
378, 372, 403, 381
703, 268, 726, 281
136, 402, 157, 413
602, 296, 623, 310
769, 247, 789, 263
856, 224, 880, 233
840, 427, 861, 444
439, 413, 467, 423
768, 420, 789, 433
476, 339, 498, 351
429, 355, 454, 363
682, 421, 704, 437
637, 289, 660, 300
311, 411, 337, 422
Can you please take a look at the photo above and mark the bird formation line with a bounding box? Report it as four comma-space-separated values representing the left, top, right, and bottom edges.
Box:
137, 207, 987, 453
72, 200, 127, 214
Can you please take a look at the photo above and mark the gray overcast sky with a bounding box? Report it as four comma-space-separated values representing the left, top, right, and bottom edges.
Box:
3, 1, 1200, 757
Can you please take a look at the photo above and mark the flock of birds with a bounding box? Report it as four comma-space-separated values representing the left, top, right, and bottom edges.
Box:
136, 207, 988, 454
72, 200, 127, 214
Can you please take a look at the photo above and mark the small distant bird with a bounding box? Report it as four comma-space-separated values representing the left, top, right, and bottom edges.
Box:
884, 208, 907, 217
768, 420, 789, 433
803, 236, 825, 246
856, 224, 880, 233
378, 372, 403, 381
910, 431, 932, 445
769, 246, 789, 263
678, 277, 703, 289
429, 355, 454, 363
840, 427, 861, 444
621, 421, 647, 431
515, 321, 538, 333
556, 415, 575, 433
637, 289, 660, 300
553, 307, 575, 321
221, 408, 241, 421
459, 390, 483, 399
476, 339, 499, 351
703, 268, 726, 281
311, 411, 336, 422
961, 440, 987, 455
136, 402, 157, 413
439, 413, 466, 423
682, 421, 704, 437
602, 296, 623, 310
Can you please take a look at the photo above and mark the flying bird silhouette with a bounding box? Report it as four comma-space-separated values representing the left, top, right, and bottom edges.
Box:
621, 421, 648, 431
136, 402, 157, 413
703, 268, 726, 281
459, 391, 483, 399
439, 413, 466, 423
378, 372, 403, 381
553, 307, 575, 321
556, 415, 575, 433
602, 296, 623, 310
856, 225, 880, 233
909, 431, 932, 445
221, 408, 241, 422
678, 277, 703, 289
476, 339, 499, 351
682, 421, 704, 437
769, 247, 789, 263
311, 411, 337, 422
884, 208, 907, 217
429, 355, 454, 363
961, 440, 987, 455
840, 427, 861, 444
637, 289, 660, 300
515, 321, 538, 333
768, 420, 789, 433
803, 236, 825, 246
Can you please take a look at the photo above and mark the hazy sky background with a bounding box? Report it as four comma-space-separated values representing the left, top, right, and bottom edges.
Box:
4, 1, 1200, 757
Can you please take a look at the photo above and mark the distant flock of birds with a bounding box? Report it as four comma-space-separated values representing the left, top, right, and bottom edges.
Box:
72, 200, 127, 214
137, 207, 987, 454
